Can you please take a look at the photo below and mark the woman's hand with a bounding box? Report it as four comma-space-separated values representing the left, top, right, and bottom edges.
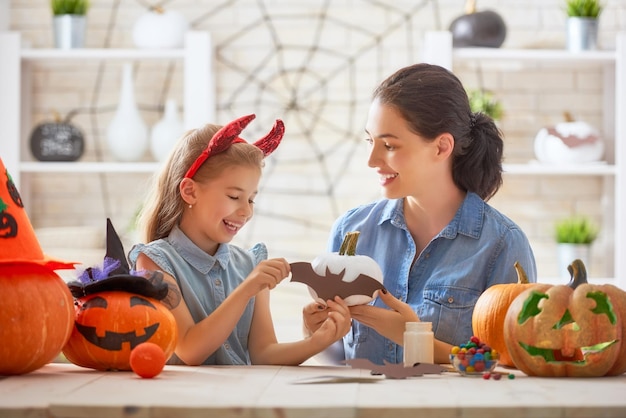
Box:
241, 258, 290, 298
308, 296, 352, 346
349, 289, 419, 345
302, 301, 328, 337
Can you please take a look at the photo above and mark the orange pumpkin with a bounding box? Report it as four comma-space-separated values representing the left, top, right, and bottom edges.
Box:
62, 289, 177, 371
471, 261, 536, 368
504, 259, 626, 377
0, 263, 74, 375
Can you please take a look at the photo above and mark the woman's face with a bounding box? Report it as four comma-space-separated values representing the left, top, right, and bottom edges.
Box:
365, 99, 441, 199
183, 164, 261, 254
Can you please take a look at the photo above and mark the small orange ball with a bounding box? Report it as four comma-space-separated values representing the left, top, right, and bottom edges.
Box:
130, 342, 166, 378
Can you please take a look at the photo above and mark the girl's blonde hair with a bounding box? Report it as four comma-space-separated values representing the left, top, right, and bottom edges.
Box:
138, 123, 265, 243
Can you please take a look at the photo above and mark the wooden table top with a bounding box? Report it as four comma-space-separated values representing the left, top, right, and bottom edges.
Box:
1, 362, 625, 418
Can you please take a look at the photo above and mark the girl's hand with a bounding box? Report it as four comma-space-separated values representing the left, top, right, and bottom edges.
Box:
308, 296, 352, 346
349, 289, 419, 345
241, 258, 290, 298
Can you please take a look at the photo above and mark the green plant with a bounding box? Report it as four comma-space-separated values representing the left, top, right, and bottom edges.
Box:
51, 0, 90, 16
565, 0, 602, 18
467, 89, 503, 121
555, 216, 599, 244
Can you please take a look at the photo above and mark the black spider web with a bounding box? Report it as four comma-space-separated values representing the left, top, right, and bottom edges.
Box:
185, 0, 441, 258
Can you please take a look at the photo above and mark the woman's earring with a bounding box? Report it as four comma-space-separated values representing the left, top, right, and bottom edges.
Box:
188, 204, 193, 209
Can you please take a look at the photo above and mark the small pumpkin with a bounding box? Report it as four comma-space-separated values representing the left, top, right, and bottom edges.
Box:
471, 261, 536, 368
534, 112, 604, 164
449, 0, 507, 48
132, 6, 189, 49
309, 231, 383, 306
0, 263, 74, 375
504, 259, 626, 377
62, 218, 178, 371
62, 289, 177, 371
29, 111, 85, 162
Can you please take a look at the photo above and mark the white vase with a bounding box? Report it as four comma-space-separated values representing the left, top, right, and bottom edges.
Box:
557, 243, 591, 282
150, 99, 184, 162
106, 63, 148, 162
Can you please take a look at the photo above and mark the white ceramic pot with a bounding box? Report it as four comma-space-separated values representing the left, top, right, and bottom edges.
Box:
150, 99, 184, 162
557, 243, 591, 282
106, 63, 148, 162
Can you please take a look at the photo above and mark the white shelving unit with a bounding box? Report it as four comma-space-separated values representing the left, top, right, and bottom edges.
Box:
423, 31, 625, 289
0, 31, 214, 196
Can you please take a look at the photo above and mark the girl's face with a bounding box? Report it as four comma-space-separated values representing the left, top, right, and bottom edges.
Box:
184, 164, 261, 254
365, 99, 441, 199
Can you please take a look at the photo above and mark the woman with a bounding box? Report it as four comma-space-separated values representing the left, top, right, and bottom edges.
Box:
303, 63, 536, 364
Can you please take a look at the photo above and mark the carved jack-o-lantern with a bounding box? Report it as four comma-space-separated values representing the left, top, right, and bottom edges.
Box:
504, 260, 626, 377
62, 290, 177, 371
63, 218, 179, 371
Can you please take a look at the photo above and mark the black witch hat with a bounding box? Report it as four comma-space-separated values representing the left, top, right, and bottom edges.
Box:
67, 218, 169, 301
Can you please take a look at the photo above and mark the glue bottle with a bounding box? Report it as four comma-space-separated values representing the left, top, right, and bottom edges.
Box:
403, 321, 434, 366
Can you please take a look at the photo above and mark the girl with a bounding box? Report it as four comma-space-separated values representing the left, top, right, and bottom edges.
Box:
130, 114, 351, 366
303, 63, 537, 364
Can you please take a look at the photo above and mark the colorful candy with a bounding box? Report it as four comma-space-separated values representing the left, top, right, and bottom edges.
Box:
449, 335, 499, 377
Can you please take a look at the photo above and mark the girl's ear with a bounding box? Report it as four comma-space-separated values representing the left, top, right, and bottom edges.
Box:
435, 132, 454, 159
179, 178, 196, 205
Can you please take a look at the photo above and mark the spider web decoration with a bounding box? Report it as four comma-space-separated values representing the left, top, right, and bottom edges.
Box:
188, 0, 440, 259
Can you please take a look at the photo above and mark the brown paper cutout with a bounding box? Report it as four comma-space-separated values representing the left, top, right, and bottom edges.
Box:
290, 261, 384, 302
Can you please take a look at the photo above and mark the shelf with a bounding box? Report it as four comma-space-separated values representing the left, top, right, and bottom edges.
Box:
453, 47, 616, 64
503, 162, 615, 176
19, 162, 161, 173
20, 48, 185, 62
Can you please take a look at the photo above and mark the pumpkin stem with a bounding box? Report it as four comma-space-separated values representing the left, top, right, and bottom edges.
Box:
465, 0, 477, 14
567, 259, 588, 289
513, 261, 529, 284
338, 231, 360, 256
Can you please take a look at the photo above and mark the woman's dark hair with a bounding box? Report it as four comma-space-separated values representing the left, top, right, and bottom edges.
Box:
372, 63, 503, 201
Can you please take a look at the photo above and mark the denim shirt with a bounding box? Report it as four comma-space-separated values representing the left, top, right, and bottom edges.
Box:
328, 192, 537, 364
129, 225, 267, 365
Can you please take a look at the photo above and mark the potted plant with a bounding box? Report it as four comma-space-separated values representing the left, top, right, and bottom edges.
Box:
50, 0, 90, 49
565, 0, 603, 52
467, 88, 503, 121
555, 215, 598, 280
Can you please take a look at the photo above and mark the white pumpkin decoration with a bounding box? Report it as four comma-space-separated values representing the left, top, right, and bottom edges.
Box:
132, 7, 189, 49
534, 113, 604, 164
310, 231, 384, 306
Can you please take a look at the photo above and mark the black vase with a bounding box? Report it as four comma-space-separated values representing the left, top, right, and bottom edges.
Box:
449, 10, 507, 48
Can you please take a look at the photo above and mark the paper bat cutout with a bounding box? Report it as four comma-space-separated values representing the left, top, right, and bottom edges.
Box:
343, 359, 446, 379
290, 261, 385, 303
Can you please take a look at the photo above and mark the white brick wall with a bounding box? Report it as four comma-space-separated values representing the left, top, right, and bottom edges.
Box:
8, 0, 626, 280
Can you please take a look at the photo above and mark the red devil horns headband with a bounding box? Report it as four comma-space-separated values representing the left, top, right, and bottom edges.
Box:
184, 114, 284, 179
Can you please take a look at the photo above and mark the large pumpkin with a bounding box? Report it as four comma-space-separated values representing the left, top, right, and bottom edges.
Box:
504, 259, 626, 377
62, 289, 177, 371
0, 263, 74, 375
472, 261, 536, 367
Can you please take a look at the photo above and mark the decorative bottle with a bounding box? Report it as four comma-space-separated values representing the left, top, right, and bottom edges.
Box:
106, 63, 148, 162
149, 99, 184, 162
403, 321, 434, 366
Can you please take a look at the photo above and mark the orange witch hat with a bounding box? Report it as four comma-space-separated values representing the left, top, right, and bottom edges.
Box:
0, 157, 76, 270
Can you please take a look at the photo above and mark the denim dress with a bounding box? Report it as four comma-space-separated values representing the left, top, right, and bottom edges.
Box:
129, 225, 266, 365
328, 192, 537, 364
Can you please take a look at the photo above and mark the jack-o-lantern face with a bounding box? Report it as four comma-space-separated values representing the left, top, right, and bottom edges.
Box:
505, 284, 620, 377
62, 290, 177, 371
504, 260, 626, 377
